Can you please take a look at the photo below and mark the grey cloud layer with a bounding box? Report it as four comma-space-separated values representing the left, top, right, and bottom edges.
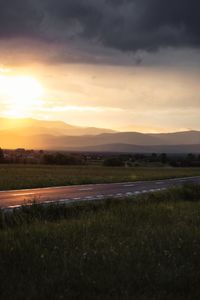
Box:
0, 0, 200, 53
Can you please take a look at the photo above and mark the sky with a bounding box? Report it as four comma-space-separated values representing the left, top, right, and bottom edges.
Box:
0, 0, 200, 132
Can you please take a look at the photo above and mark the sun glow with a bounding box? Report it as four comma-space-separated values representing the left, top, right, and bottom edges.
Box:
0, 75, 43, 117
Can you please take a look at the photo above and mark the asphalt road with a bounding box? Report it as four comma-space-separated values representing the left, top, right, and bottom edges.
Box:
1, 176, 200, 209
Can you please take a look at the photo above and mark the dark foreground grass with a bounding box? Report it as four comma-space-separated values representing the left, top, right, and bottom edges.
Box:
1, 185, 200, 300
1, 164, 200, 190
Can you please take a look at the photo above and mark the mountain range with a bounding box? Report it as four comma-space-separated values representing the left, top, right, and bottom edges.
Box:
0, 118, 200, 153
0, 118, 115, 136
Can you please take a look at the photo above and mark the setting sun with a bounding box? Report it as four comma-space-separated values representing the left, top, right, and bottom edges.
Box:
0, 75, 43, 117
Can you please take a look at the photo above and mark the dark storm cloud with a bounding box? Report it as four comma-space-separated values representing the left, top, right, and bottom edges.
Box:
0, 0, 43, 38
0, 0, 200, 53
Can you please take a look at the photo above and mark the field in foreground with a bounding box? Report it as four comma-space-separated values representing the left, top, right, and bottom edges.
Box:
1, 185, 200, 299
1, 164, 200, 190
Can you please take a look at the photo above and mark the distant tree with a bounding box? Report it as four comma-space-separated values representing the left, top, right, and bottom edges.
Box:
152, 153, 158, 159
134, 154, 145, 160
148, 153, 158, 163
160, 153, 168, 164
187, 153, 196, 161
0, 148, 4, 163
103, 157, 124, 167
43, 153, 83, 165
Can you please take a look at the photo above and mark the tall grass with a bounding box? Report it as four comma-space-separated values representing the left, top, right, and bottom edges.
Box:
1, 185, 200, 299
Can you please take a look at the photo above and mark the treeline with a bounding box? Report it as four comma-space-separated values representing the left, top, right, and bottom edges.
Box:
0, 148, 4, 163
43, 153, 84, 165
103, 153, 200, 167
0, 148, 85, 165
1, 148, 200, 167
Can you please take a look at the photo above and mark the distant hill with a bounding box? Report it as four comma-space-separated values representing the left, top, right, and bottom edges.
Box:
77, 143, 200, 153
0, 118, 200, 153
150, 130, 200, 145
0, 118, 116, 136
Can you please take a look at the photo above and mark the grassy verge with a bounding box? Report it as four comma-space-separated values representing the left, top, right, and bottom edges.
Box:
1, 185, 200, 299
1, 164, 200, 190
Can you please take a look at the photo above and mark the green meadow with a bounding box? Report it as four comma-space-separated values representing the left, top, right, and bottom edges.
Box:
1, 185, 200, 299
1, 164, 200, 190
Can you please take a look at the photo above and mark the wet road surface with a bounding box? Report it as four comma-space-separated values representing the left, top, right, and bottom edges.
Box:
1, 176, 200, 209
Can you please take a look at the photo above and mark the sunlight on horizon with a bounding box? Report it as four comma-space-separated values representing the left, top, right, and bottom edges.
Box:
0, 75, 44, 117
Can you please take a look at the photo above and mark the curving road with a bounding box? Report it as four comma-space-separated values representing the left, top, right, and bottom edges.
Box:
0, 176, 200, 209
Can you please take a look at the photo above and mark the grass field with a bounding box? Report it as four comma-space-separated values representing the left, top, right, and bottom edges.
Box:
1, 185, 200, 299
1, 164, 200, 190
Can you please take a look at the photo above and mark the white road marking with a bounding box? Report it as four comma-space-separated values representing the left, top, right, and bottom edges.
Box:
79, 188, 93, 191
0, 176, 199, 195
12, 193, 35, 196
54, 200, 69, 204
1, 177, 200, 211
8, 205, 21, 209
116, 194, 123, 198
